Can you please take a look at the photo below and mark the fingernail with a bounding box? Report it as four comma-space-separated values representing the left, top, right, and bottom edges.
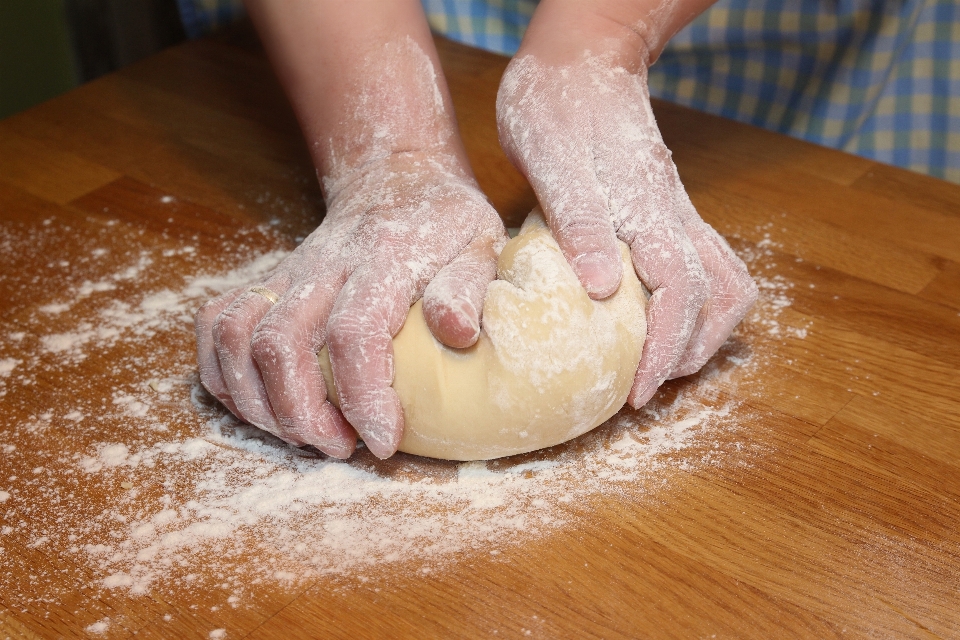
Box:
628, 379, 660, 408
320, 439, 355, 460
573, 252, 620, 298
355, 399, 403, 459
455, 300, 481, 343
362, 429, 400, 459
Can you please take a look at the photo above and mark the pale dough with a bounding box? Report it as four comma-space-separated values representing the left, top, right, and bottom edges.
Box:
318, 210, 646, 461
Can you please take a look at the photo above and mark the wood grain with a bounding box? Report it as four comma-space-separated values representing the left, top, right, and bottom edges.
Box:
1, 22, 958, 639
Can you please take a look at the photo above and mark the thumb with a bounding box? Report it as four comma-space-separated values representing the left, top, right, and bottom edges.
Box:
422, 235, 501, 349
529, 162, 622, 299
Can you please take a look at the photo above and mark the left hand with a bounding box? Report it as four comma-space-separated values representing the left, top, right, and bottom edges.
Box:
497, 43, 757, 408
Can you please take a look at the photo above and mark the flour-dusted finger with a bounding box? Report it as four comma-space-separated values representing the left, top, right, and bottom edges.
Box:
422, 234, 501, 349
670, 211, 758, 378
498, 56, 623, 299
626, 224, 709, 408
325, 265, 418, 459
251, 268, 356, 458
195, 287, 245, 417
211, 278, 289, 431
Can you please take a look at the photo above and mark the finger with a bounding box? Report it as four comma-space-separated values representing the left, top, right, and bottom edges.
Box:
195, 287, 245, 416
250, 269, 357, 459
670, 214, 759, 377
502, 129, 622, 298
422, 235, 499, 348
626, 223, 709, 408
212, 277, 290, 431
326, 265, 415, 459
550, 206, 623, 300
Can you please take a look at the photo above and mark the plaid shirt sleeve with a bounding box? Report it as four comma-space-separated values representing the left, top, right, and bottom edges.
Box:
648, 0, 960, 184
173, 0, 959, 184
176, 0, 246, 40
421, 0, 537, 54
424, 0, 960, 184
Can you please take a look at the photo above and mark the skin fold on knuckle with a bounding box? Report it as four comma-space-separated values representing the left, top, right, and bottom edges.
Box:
326, 306, 382, 358
194, 300, 221, 335
326, 305, 395, 398
711, 255, 759, 322
249, 319, 301, 372
197, 360, 228, 394
682, 256, 710, 312
211, 300, 260, 354
558, 217, 617, 256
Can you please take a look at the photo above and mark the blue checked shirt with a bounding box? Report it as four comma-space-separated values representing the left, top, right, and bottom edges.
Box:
177, 0, 960, 183
176, 0, 246, 39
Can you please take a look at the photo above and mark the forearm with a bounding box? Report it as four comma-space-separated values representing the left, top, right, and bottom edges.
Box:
244, 0, 472, 199
518, 0, 717, 68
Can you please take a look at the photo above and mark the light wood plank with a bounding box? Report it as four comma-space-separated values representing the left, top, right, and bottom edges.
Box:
692, 188, 940, 295
675, 144, 960, 263
918, 258, 960, 311
2, 19, 960, 640
850, 163, 960, 219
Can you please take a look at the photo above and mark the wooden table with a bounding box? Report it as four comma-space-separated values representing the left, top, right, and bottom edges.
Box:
2, 24, 959, 639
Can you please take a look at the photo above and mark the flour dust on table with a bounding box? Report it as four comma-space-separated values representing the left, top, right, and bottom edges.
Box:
0, 209, 805, 630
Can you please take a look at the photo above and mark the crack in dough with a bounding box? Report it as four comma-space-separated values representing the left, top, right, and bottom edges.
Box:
318, 210, 646, 460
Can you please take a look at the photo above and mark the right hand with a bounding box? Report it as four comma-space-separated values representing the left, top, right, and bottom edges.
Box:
195, 151, 506, 459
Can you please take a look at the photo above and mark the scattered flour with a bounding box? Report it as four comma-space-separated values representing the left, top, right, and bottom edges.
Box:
0, 212, 805, 634
85, 618, 111, 634
0, 358, 18, 377
38, 302, 71, 314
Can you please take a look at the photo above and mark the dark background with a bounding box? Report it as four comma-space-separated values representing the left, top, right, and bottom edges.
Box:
1, 0, 185, 120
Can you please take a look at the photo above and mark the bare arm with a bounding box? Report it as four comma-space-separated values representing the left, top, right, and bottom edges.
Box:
519, 0, 719, 67
244, 0, 474, 192
196, 0, 505, 458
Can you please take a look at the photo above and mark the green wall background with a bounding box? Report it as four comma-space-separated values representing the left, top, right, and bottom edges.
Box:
0, 0, 79, 120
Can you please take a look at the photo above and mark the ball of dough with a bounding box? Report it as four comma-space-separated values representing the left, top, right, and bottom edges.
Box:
318, 210, 646, 461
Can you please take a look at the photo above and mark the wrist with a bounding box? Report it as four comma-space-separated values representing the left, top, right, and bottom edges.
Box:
311, 36, 474, 203
246, 0, 474, 203
321, 145, 475, 207
316, 113, 468, 204
518, 0, 716, 68
518, 0, 651, 71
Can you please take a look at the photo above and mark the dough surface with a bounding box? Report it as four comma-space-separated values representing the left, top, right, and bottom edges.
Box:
318, 211, 646, 461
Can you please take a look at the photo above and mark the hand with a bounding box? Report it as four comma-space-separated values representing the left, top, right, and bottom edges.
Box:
497, 50, 758, 408
195, 152, 505, 459
196, 2, 506, 459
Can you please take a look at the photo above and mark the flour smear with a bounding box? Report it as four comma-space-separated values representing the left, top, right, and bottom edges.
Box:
0, 213, 803, 618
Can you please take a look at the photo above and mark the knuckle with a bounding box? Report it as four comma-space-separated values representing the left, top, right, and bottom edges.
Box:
731, 276, 760, 317
715, 263, 759, 317
211, 303, 253, 346
729, 266, 759, 299
197, 367, 227, 397
195, 299, 224, 330
250, 311, 318, 368
327, 299, 391, 351
325, 313, 368, 352
743, 276, 760, 304
555, 214, 610, 240
249, 322, 289, 365
684, 263, 710, 308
